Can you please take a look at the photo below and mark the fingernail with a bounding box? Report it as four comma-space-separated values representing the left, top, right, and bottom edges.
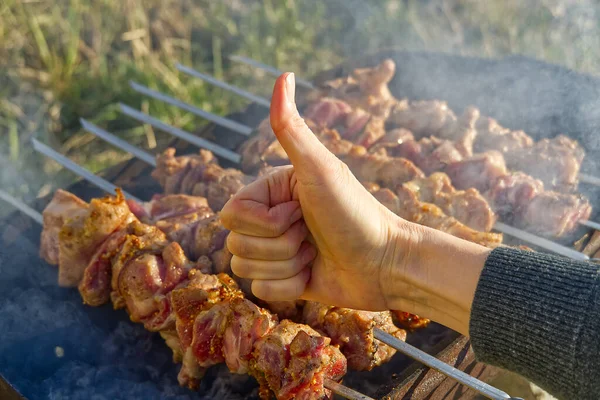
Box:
285, 73, 296, 104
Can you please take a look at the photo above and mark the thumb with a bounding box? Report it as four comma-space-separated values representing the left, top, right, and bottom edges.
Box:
270, 72, 341, 184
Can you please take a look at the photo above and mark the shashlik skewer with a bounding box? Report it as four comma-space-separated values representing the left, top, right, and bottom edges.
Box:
3, 182, 515, 400
32, 140, 413, 378
39, 188, 349, 399
124, 80, 596, 242
226, 55, 596, 193
83, 115, 589, 260
80, 121, 441, 332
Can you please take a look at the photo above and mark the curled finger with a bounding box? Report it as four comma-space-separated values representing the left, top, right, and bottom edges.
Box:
251, 267, 311, 302
230, 242, 316, 280
227, 220, 308, 260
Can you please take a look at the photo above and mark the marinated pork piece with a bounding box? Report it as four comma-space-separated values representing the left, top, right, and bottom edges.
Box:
39, 189, 88, 265
253, 320, 347, 400
370, 128, 414, 150
521, 192, 592, 237
343, 149, 425, 188
171, 271, 244, 389
370, 185, 503, 248
403, 173, 497, 232
484, 173, 545, 220
474, 116, 534, 153
117, 241, 209, 331
310, 59, 398, 116
127, 194, 229, 263
153, 148, 253, 210
388, 99, 457, 138
303, 302, 407, 371
385, 136, 464, 175
40, 188, 137, 287
445, 151, 508, 193
504, 135, 584, 192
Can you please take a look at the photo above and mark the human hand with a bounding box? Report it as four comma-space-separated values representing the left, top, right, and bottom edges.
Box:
221, 72, 413, 311
221, 73, 490, 335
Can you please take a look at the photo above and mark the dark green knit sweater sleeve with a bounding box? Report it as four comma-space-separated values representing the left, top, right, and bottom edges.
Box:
469, 247, 600, 400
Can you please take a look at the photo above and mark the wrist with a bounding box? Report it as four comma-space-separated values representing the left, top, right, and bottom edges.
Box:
382, 217, 491, 336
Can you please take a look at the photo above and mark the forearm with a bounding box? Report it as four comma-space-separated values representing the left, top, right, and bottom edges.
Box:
384, 219, 491, 335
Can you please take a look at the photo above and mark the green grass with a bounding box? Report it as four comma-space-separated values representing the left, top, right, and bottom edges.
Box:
1, 0, 599, 216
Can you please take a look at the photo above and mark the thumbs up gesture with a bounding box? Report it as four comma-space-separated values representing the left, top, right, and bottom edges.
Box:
221, 72, 489, 336
221, 72, 404, 311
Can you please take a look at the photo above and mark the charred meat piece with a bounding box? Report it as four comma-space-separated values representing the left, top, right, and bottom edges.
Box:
403, 173, 497, 232
303, 302, 407, 371
384, 136, 463, 175
392, 311, 431, 331
40, 188, 136, 287
253, 320, 347, 400
344, 149, 425, 188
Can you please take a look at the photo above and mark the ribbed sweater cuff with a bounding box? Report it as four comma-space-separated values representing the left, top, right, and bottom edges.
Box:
469, 247, 600, 399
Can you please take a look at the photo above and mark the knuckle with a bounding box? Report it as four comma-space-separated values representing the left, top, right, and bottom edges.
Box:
264, 214, 287, 237
226, 233, 246, 256
230, 256, 249, 278
219, 199, 241, 230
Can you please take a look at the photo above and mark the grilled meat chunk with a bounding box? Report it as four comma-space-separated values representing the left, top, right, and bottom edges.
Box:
388, 99, 457, 138
310, 59, 397, 116
370, 185, 502, 248
403, 173, 496, 232
303, 302, 407, 371
484, 173, 545, 220
39, 189, 88, 265
392, 311, 431, 330
504, 135, 584, 192
40, 188, 136, 287
474, 116, 534, 153
253, 320, 347, 400
153, 148, 253, 210
520, 192, 592, 238
445, 151, 508, 193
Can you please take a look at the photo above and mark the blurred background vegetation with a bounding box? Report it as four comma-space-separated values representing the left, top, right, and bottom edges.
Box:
0, 0, 599, 210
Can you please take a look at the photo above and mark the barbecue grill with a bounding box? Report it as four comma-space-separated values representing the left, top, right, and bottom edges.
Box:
2, 49, 599, 400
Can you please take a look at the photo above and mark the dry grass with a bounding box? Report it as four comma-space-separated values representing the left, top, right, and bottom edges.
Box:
1, 0, 599, 209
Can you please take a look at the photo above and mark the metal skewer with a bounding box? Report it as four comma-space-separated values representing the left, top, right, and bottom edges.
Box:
229, 55, 315, 90
0, 189, 43, 224
128, 81, 253, 136
176, 64, 271, 108
80, 119, 157, 167
373, 329, 518, 400
83, 118, 520, 400
118, 103, 241, 164
580, 173, 600, 187
31, 139, 141, 203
